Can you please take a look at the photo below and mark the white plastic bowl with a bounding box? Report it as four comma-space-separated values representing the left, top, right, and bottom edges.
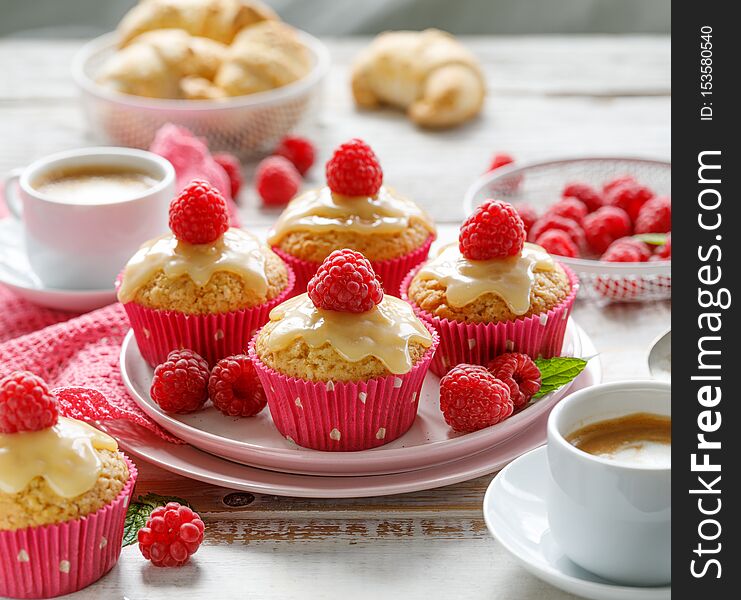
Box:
72, 31, 330, 157
463, 157, 671, 302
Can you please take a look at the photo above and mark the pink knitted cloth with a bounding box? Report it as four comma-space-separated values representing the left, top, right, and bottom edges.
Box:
0, 123, 245, 443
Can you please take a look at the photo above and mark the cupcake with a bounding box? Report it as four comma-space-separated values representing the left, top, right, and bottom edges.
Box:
0, 372, 137, 598
118, 179, 294, 367
268, 138, 436, 295
403, 199, 578, 376
249, 249, 438, 451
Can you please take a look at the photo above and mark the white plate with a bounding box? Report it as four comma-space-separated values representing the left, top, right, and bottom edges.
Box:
120, 318, 583, 476
0, 218, 115, 312
483, 446, 670, 600
106, 327, 600, 498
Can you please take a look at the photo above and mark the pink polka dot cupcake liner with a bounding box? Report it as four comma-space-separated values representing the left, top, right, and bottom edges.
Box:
401, 265, 579, 377
0, 455, 138, 599
248, 324, 439, 452
121, 267, 295, 367
272, 234, 435, 297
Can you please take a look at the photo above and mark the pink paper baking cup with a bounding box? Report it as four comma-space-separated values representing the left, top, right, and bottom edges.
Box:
0, 455, 138, 599
122, 267, 295, 367
401, 264, 579, 377
272, 234, 435, 296
248, 324, 439, 451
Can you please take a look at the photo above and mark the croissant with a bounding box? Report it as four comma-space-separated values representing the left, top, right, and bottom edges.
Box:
351, 29, 485, 128
117, 0, 277, 46
98, 29, 227, 99
214, 21, 312, 96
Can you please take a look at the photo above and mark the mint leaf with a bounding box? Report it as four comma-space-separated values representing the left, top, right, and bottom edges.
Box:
533, 357, 589, 398
122, 493, 193, 547
633, 233, 668, 246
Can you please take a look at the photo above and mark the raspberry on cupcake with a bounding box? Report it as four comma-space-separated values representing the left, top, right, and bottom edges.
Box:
250, 249, 438, 451
117, 179, 295, 366
267, 138, 437, 295
403, 199, 578, 376
0, 372, 137, 598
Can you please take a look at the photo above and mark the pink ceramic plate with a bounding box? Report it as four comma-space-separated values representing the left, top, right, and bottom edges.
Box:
106, 333, 600, 498
120, 319, 585, 476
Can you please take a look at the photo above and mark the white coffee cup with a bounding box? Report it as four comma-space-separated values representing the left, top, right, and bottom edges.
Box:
4, 147, 175, 290
546, 380, 671, 586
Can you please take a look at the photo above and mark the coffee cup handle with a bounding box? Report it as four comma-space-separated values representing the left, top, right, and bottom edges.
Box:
3, 168, 24, 219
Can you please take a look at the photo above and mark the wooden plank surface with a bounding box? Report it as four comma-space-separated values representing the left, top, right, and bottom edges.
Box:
0, 36, 670, 600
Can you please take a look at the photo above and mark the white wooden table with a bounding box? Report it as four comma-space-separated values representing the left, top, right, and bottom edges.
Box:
0, 36, 670, 600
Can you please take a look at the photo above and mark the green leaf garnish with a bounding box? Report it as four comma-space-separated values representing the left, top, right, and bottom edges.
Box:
122, 493, 193, 547
633, 233, 668, 246
533, 357, 589, 398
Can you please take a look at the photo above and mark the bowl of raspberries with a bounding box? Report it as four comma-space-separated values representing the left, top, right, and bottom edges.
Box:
464, 157, 671, 302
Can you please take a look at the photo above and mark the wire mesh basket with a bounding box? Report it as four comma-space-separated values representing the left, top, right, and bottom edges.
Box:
463, 157, 671, 302
72, 31, 330, 158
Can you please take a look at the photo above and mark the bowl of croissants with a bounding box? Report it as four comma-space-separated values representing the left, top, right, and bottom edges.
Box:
72, 0, 330, 156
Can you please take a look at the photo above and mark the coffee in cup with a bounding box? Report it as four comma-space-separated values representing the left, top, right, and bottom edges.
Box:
3, 147, 175, 290
567, 412, 671, 468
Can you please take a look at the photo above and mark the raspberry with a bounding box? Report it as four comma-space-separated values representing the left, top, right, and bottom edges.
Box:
606, 181, 654, 222
255, 156, 301, 206
528, 214, 584, 248
138, 502, 205, 567
562, 182, 603, 213
459, 199, 525, 260
601, 237, 651, 262
652, 233, 671, 260
634, 196, 671, 234
487, 353, 542, 409
548, 197, 588, 224
515, 203, 538, 234
274, 135, 315, 176
534, 229, 580, 258
0, 371, 58, 433
326, 138, 383, 196
439, 364, 513, 433
582, 206, 632, 254
168, 179, 229, 245
487, 153, 515, 172
150, 349, 210, 413
307, 249, 383, 312
212, 153, 242, 199
208, 355, 266, 417
602, 175, 636, 195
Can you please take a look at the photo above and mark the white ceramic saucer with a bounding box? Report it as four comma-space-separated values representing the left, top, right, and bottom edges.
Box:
0, 218, 116, 312
483, 446, 670, 600
120, 320, 585, 476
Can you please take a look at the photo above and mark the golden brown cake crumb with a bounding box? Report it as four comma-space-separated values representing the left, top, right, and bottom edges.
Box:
408, 263, 571, 323
0, 450, 129, 531
276, 219, 432, 263
134, 249, 288, 314
255, 320, 428, 382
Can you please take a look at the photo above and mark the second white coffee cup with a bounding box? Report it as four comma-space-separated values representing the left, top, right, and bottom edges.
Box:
4, 147, 175, 290
546, 380, 671, 586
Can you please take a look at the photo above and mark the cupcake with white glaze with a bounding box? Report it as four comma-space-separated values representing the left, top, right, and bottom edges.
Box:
268, 138, 436, 295
249, 249, 438, 451
402, 199, 578, 376
118, 180, 294, 366
0, 372, 137, 598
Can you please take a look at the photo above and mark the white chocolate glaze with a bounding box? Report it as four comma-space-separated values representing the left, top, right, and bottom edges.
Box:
415, 242, 556, 314
118, 228, 271, 302
263, 293, 433, 374
267, 185, 435, 244
0, 417, 119, 498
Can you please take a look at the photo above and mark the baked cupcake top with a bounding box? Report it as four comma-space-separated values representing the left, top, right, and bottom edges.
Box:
407, 200, 571, 323
268, 139, 435, 262
0, 372, 130, 531
255, 249, 433, 381
117, 180, 289, 313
